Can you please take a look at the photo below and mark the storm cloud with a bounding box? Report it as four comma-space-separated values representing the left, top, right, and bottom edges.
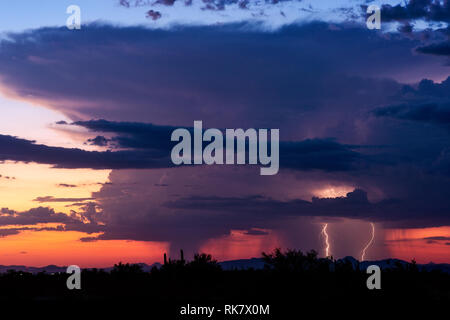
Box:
379, 0, 450, 23
0, 20, 449, 259
0, 22, 446, 135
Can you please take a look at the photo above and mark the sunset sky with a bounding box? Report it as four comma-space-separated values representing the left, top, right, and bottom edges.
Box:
0, 0, 449, 267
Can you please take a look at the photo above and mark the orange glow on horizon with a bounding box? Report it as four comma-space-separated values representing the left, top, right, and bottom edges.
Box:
385, 226, 450, 264
0, 229, 168, 268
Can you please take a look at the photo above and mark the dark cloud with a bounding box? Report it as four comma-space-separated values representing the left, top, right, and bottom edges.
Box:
66, 201, 98, 207
1, 208, 16, 215
79, 236, 99, 242
0, 206, 102, 234
406, 77, 450, 98
58, 183, 78, 188
417, 41, 450, 56
33, 196, 95, 203
73, 119, 177, 151
377, 0, 450, 23
373, 102, 450, 125
74, 119, 365, 171
0, 229, 21, 237
1, 125, 365, 173
86, 135, 109, 147
0, 203, 106, 240
280, 139, 363, 171
0, 134, 171, 169
398, 22, 414, 34
0, 226, 73, 237
160, 0, 177, 5
146, 10, 162, 20
372, 77, 450, 127
0, 22, 445, 134
423, 236, 450, 240
166, 188, 450, 227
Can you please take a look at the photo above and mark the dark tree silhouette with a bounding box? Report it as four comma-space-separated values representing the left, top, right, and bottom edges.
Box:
262, 248, 331, 272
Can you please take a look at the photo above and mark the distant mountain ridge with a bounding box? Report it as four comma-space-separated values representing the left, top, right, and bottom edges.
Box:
339, 256, 450, 273
0, 262, 161, 274
220, 256, 450, 273
0, 257, 449, 274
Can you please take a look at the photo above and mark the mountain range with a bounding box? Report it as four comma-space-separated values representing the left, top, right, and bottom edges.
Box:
0, 257, 448, 274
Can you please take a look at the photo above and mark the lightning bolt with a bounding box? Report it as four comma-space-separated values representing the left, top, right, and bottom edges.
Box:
321, 223, 330, 257
361, 222, 375, 261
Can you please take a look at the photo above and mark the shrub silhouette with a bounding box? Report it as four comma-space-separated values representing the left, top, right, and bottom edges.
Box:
111, 262, 144, 274
186, 253, 221, 271
262, 248, 331, 272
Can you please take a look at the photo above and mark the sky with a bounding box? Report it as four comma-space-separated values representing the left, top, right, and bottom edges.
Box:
0, 0, 449, 267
